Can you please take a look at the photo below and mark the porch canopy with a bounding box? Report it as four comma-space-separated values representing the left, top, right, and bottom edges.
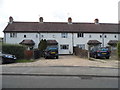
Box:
108, 40, 118, 46
19, 39, 35, 45
87, 40, 102, 45
47, 40, 58, 45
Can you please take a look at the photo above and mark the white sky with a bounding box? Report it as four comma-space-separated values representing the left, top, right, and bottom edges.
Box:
0, 0, 120, 37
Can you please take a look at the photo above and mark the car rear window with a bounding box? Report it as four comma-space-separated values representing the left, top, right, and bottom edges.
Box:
99, 48, 109, 51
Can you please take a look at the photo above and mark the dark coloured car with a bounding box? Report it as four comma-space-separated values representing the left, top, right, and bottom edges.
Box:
44, 46, 59, 59
90, 47, 111, 59
0, 52, 17, 64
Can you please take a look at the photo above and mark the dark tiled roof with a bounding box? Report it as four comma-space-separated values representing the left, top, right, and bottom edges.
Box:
87, 40, 102, 45
19, 39, 35, 45
47, 40, 58, 45
108, 40, 118, 45
3, 22, 119, 33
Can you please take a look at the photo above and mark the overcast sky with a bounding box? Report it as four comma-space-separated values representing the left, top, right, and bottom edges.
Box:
0, 0, 119, 37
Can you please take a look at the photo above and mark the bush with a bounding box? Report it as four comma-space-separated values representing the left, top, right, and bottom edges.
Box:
2, 43, 26, 59
117, 42, 120, 59
38, 39, 47, 51
38, 39, 47, 56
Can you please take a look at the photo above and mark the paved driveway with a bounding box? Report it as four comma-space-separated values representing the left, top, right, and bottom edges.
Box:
2, 55, 119, 68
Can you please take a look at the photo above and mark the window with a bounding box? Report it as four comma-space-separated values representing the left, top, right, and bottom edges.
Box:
24, 35, 26, 38
53, 35, 55, 38
61, 33, 68, 38
77, 44, 85, 49
114, 35, 117, 38
77, 33, 84, 38
41, 35, 44, 38
60, 45, 69, 50
100, 35, 102, 38
89, 35, 91, 38
36, 34, 38, 38
105, 35, 107, 38
10, 33, 17, 38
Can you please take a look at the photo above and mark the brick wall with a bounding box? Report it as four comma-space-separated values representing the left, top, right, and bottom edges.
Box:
74, 47, 88, 58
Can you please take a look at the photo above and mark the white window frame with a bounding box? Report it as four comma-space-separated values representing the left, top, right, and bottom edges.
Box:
10, 33, 17, 38
60, 45, 69, 50
77, 33, 84, 38
61, 33, 68, 38
77, 44, 85, 49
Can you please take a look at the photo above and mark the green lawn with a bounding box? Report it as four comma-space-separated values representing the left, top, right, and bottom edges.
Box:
15, 59, 35, 63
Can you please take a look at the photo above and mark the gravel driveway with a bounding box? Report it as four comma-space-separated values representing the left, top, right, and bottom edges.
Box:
2, 55, 119, 68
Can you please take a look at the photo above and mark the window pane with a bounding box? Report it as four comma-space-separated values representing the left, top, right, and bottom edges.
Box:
61, 33, 68, 38
60, 45, 69, 50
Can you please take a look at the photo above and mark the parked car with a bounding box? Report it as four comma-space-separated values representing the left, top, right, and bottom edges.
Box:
0, 52, 17, 64
90, 47, 111, 59
44, 46, 59, 59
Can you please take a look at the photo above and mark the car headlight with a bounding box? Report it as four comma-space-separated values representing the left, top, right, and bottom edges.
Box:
5, 55, 13, 58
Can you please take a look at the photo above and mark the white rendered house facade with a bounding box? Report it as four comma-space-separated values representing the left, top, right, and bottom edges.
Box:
3, 17, 120, 54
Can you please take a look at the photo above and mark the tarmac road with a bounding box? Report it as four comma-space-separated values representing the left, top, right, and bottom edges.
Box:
2, 75, 119, 88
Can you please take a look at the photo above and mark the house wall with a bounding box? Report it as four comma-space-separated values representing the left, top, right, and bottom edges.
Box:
40, 33, 73, 54
5, 33, 40, 48
4, 32, 119, 54
73, 33, 118, 50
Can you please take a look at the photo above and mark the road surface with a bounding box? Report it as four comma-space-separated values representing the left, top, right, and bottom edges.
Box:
2, 75, 119, 88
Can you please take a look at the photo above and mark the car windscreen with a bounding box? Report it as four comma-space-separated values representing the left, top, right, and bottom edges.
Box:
99, 48, 109, 51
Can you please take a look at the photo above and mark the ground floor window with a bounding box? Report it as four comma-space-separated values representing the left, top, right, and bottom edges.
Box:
77, 44, 85, 49
60, 45, 69, 50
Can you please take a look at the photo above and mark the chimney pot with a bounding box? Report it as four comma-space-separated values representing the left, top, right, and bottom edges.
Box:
39, 17, 43, 23
94, 18, 99, 24
68, 17, 72, 24
9, 16, 13, 24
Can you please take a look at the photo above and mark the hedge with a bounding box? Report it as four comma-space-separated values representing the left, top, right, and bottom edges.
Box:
2, 43, 26, 59
117, 42, 120, 59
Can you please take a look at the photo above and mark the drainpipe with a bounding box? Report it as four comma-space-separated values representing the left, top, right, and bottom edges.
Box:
102, 33, 104, 47
72, 33, 74, 54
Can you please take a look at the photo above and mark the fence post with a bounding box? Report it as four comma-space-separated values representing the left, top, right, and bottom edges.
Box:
88, 45, 90, 60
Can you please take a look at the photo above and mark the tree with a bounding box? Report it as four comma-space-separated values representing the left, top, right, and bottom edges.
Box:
38, 39, 47, 51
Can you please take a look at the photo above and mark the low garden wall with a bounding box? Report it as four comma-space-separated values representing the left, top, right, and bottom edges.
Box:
74, 47, 88, 58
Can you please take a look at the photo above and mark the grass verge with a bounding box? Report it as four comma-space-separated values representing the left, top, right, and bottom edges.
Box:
15, 59, 35, 63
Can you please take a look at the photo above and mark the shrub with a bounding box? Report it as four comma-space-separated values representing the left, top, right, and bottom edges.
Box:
38, 39, 47, 51
117, 42, 120, 59
38, 39, 47, 56
2, 43, 26, 59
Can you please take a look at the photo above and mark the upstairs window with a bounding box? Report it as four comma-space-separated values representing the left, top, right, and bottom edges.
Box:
89, 35, 92, 38
61, 33, 68, 38
24, 35, 26, 38
10, 33, 17, 38
77, 33, 84, 38
105, 35, 107, 38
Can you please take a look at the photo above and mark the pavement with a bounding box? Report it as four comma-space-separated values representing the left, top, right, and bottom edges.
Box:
1, 55, 119, 77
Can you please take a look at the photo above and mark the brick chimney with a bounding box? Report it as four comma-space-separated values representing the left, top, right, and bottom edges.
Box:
39, 17, 43, 23
68, 17, 72, 24
9, 16, 13, 24
94, 18, 99, 24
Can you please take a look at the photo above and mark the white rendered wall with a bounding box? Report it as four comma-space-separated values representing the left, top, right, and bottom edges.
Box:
5, 33, 39, 48
4, 32, 119, 54
73, 33, 118, 50
40, 33, 73, 54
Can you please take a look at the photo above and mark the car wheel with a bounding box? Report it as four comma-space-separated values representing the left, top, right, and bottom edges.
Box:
45, 56, 48, 59
106, 57, 109, 59
94, 54, 97, 59
56, 56, 59, 59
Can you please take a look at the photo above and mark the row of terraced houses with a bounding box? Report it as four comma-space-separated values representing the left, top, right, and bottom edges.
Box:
3, 16, 120, 54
